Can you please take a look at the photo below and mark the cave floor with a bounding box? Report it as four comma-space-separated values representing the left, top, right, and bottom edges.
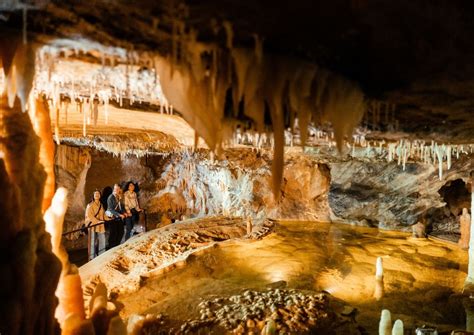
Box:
118, 221, 469, 333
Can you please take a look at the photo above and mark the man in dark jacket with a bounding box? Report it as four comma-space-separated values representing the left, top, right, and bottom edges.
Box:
106, 184, 126, 249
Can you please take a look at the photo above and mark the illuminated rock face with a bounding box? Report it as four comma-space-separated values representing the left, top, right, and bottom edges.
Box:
0, 95, 61, 335
56, 141, 471, 235
329, 156, 473, 229
57, 145, 332, 231
55, 145, 91, 237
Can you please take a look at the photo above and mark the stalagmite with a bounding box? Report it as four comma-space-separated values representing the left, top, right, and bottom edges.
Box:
379, 309, 392, 335
247, 217, 253, 235
391, 319, 404, 335
106, 316, 127, 335
43, 189, 84, 323
127, 314, 146, 335
464, 297, 474, 331
61, 314, 94, 335
468, 172, 474, 284
262, 319, 277, 335
374, 256, 384, 301
459, 208, 471, 249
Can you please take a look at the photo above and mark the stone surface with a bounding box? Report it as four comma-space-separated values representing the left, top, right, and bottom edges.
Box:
460, 209, 472, 249
55, 145, 91, 242
328, 154, 473, 229
114, 221, 468, 334
79, 216, 265, 299
0, 95, 61, 335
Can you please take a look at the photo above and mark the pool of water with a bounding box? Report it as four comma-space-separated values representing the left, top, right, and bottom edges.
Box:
118, 221, 469, 333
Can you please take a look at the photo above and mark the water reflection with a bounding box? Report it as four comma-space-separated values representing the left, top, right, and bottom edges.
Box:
119, 221, 469, 333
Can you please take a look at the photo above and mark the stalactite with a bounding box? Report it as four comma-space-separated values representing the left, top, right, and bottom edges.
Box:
29, 96, 56, 212
12, 43, 35, 112
6, 64, 17, 108
447, 144, 452, 169
222, 21, 233, 50
31, 30, 370, 196
82, 100, 86, 136
435, 144, 443, 180
22, 7, 27, 45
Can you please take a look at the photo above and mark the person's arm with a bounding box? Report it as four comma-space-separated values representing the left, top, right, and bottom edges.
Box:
135, 192, 142, 211
107, 196, 122, 218
124, 192, 132, 213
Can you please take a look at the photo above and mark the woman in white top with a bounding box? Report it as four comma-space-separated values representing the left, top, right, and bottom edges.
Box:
123, 182, 142, 240
85, 190, 108, 258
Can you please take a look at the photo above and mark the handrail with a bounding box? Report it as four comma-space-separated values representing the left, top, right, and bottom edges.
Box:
62, 221, 106, 237
62, 209, 148, 237
62, 210, 148, 262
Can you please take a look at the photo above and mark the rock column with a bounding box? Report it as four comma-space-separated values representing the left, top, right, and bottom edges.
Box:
0, 94, 61, 335
459, 208, 471, 249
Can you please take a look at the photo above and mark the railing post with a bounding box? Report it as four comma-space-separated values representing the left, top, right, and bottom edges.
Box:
144, 210, 147, 232
87, 227, 92, 261
88, 227, 96, 261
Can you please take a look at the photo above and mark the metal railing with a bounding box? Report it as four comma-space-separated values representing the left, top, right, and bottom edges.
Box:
62, 211, 148, 262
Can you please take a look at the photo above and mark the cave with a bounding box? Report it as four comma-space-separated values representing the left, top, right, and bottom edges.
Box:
429, 179, 472, 240
1, 1, 474, 334
439, 179, 471, 218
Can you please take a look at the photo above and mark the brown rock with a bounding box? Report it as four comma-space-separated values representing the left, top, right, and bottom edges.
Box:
459, 208, 471, 249
412, 221, 426, 238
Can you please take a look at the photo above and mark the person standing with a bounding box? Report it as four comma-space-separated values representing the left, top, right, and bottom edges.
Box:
106, 184, 127, 249
85, 190, 108, 259
123, 182, 143, 241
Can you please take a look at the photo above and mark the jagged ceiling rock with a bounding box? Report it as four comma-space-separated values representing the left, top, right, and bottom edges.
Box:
0, 0, 473, 143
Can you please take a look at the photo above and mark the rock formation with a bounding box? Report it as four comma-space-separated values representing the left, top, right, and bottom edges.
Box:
1, 1, 474, 334
0, 94, 61, 335
459, 208, 471, 249
55, 145, 91, 238
328, 155, 473, 229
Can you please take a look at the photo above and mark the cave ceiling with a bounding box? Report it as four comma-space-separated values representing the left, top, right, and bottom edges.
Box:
1, 0, 474, 144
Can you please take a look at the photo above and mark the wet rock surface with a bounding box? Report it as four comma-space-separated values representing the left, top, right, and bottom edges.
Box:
117, 221, 468, 334
80, 217, 273, 310
328, 154, 472, 230
136, 289, 359, 334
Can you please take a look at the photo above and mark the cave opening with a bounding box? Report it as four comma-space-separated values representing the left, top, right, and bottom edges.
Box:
439, 179, 472, 218
426, 178, 472, 241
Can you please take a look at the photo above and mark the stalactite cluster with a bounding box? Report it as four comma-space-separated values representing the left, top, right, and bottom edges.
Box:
153, 31, 366, 197
14, 29, 366, 198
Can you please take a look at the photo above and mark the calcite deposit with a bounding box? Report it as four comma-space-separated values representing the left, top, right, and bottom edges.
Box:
1, 1, 474, 334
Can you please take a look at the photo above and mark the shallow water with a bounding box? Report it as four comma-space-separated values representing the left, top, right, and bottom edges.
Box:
119, 221, 469, 333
